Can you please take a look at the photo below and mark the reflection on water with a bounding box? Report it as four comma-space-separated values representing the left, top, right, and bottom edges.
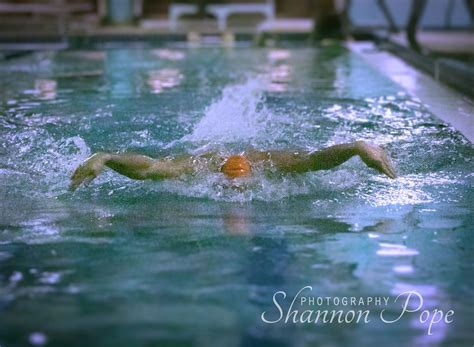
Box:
265, 49, 292, 92
0, 46, 473, 347
147, 68, 183, 94
62, 50, 106, 61
268, 64, 291, 92
29, 332, 48, 346
267, 49, 291, 62
393, 265, 414, 274
34, 79, 57, 100
390, 283, 450, 346
151, 49, 185, 61
223, 209, 251, 235
376, 242, 419, 257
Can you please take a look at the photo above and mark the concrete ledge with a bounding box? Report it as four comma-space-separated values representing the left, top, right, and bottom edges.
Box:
378, 38, 474, 98
349, 42, 473, 143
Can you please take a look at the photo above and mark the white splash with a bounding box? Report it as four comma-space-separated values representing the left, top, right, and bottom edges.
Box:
183, 78, 269, 143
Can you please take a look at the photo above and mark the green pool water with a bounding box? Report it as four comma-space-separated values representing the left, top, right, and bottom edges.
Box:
0, 45, 473, 347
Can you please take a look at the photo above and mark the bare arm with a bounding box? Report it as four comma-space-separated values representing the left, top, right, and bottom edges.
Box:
69, 152, 194, 191
259, 141, 396, 178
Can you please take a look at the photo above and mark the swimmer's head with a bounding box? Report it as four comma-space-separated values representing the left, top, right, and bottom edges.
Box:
221, 155, 251, 179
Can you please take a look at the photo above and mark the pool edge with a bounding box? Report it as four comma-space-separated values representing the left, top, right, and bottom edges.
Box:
348, 41, 474, 144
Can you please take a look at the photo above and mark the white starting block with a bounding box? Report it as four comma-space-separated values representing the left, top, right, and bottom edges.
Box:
168, 1, 275, 32
168, 3, 198, 31
206, 1, 275, 31
257, 19, 313, 33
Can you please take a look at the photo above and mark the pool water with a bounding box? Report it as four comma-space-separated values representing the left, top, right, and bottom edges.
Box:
0, 45, 473, 347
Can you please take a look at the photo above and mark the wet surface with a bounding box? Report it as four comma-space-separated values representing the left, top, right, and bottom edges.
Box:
0, 46, 473, 347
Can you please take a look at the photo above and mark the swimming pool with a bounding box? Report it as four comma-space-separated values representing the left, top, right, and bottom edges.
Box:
0, 44, 473, 346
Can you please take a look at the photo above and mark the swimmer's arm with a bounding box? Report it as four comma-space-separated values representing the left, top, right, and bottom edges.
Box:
69, 152, 194, 191
266, 141, 396, 178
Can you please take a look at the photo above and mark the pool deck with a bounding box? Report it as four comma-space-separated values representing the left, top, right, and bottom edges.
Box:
388, 31, 474, 55
349, 42, 474, 143
374, 30, 474, 99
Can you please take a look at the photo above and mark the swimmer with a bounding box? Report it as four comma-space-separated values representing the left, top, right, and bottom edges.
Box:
69, 141, 396, 191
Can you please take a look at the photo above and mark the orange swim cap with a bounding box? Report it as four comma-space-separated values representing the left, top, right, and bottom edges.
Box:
221, 155, 251, 179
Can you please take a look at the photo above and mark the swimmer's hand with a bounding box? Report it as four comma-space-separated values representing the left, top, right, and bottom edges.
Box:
69, 153, 109, 191
356, 141, 397, 179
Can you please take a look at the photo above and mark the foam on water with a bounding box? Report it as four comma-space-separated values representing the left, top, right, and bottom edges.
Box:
182, 77, 270, 145
1, 127, 90, 197
156, 172, 313, 203
1, 48, 471, 205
